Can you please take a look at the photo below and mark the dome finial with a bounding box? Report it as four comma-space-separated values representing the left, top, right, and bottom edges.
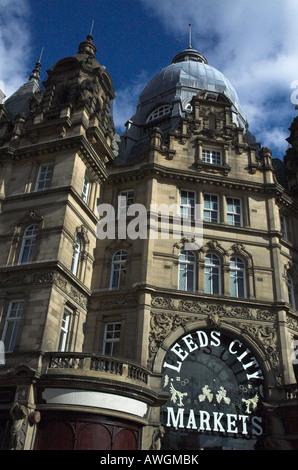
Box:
78, 23, 97, 56
188, 24, 192, 49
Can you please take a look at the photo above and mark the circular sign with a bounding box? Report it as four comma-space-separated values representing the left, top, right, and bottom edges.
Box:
160, 329, 265, 450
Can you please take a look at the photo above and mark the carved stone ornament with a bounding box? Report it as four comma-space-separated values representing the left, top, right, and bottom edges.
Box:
0, 270, 88, 309
9, 403, 29, 450
18, 209, 44, 227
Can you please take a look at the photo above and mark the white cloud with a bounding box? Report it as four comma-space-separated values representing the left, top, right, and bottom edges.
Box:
140, 0, 298, 157
113, 71, 150, 133
0, 0, 32, 100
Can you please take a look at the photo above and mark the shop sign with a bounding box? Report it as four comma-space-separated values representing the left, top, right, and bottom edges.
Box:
161, 330, 264, 438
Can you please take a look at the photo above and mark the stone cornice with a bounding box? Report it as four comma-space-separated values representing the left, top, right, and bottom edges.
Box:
0, 261, 90, 308
0, 134, 109, 182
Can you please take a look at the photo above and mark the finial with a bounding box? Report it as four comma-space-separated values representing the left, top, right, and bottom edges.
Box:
29, 47, 44, 83
38, 46, 44, 63
188, 24, 192, 49
90, 19, 94, 36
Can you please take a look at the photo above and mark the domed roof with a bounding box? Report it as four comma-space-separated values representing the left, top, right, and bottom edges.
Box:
119, 46, 249, 164
139, 48, 247, 125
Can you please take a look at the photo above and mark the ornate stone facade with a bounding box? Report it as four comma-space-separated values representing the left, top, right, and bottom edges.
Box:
0, 34, 297, 450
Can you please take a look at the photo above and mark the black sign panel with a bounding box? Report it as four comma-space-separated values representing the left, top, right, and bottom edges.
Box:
161, 329, 265, 450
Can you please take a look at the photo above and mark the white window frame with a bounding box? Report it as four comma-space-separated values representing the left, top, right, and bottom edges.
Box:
203, 194, 219, 223
146, 105, 171, 123
82, 174, 90, 203
18, 224, 40, 264
35, 163, 54, 191
1, 301, 24, 353
204, 253, 221, 294
58, 307, 72, 352
230, 257, 246, 298
118, 190, 134, 219
178, 250, 195, 292
110, 250, 128, 289
180, 190, 196, 220
102, 322, 121, 356
226, 197, 242, 227
202, 148, 221, 165
71, 236, 81, 276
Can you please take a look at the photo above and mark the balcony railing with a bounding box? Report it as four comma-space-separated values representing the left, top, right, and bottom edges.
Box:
44, 352, 149, 385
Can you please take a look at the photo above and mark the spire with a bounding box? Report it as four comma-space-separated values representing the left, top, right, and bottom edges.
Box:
78, 22, 97, 56
171, 24, 208, 64
29, 47, 44, 83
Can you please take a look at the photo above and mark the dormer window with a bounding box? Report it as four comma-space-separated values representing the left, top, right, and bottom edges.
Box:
202, 148, 221, 165
146, 105, 171, 123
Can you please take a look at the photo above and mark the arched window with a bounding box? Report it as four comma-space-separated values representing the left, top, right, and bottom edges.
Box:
230, 257, 245, 298
287, 274, 296, 310
71, 236, 81, 276
18, 224, 39, 264
146, 105, 171, 123
178, 251, 195, 292
205, 254, 220, 294
110, 250, 128, 289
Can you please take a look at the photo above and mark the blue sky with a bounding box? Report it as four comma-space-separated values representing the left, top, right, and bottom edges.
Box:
1, 0, 297, 159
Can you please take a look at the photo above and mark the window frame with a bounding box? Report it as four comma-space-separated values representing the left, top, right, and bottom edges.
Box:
71, 235, 81, 276
35, 163, 54, 191
226, 197, 242, 227
118, 189, 135, 219
202, 148, 222, 166
230, 256, 246, 298
180, 189, 196, 221
204, 253, 221, 295
1, 300, 24, 353
287, 274, 296, 310
58, 307, 72, 352
18, 224, 40, 265
102, 322, 121, 356
110, 250, 128, 290
203, 193, 219, 223
280, 213, 288, 240
146, 105, 171, 123
81, 174, 90, 204
178, 250, 196, 292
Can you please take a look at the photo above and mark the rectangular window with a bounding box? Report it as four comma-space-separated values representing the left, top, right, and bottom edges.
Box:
58, 307, 72, 352
118, 190, 134, 218
35, 163, 54, 191
180, 190, 196, 220
202, 149, 221, 165
102, 323, 121, 356
204, 194, 219, 223
280, 214, 287, 240
82, 174, 90, 203
226, 197, 242, 226
1, 301, 24, 353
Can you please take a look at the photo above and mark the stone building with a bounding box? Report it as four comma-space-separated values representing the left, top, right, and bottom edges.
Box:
0, 33, 297, 450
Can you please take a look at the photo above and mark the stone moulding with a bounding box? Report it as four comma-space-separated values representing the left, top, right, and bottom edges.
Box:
149, 295, 281, 383
0, 267, 89, 309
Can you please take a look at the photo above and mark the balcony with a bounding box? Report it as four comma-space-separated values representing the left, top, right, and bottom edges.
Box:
40, 352, 167, 408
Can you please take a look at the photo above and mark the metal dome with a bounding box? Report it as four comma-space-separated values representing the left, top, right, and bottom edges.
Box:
139, 54, 247, 125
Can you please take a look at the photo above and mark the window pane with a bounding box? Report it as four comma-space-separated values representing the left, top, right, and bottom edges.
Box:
103, 323, 121, 356
2, 301, 24, 352
36, 164, 54, 190
110, 251, 128, 289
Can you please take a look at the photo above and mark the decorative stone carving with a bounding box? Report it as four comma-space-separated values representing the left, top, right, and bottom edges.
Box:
0, 270, 88, 309
9, 403, 29, 450
150, 425, 165, 450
